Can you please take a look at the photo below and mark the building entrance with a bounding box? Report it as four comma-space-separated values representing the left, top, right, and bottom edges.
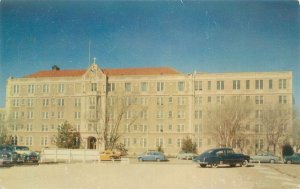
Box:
87, 137, 97, 149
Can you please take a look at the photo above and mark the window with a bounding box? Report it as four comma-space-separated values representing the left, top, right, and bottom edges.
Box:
178, 81, 185, 91
168, 138, 172, 145
255, 96, 264, 105
168, 97, 173, 103
217, 81, 224, 90
124, 138, 130, 147
28, 84, 35, 94
178, 97, 185, 105
169, 124, 173, 131
177, 139, 182, 147
195, 96, 202, 105
195, 124, 202, 133
195, 110, 202, 119
279, 79, 287, 89
125, 82, 131, 92
43, 112, 49, 119
43, 99, 49, 107
13, 85, 20, 94
217, 96, 224, 104
26, 136, 33, 146
141, 97, 148, 105
58, 84, 64, 93
43, 84, 49, 93
156, 110, 164, 119
28, 99, 34, 107
156, 124, 163, 132
57, 98, 64, 106
157, 97, 164, 105
75, 112, 81, 119
91, 83, 97, 91
269, 80, 273, 89
177, 124, 184, 132
28, 112, 34, 119
107, 83, 115, 92
207, 96, 212, 103
41, 136, 48, 146
26, 124, 32, 131
75, 98, 81, 107
246, 80, 250, 90
194, 81, 203, 91
177, 111, 185, 119
255, 80, 263, 90
141, 138, 147, 148
141, 110, 148, 119
140, 82, 148, 92
168, 111, 173, 118
58, 112, 64, 119
13, 99, 19, 107
157, 82, 164, 92
279, 96, 287, 104
255, 110, 263, 120
233, 80, 240, 90
156, 138, 163, 147
207, 81, 211, 90
41, 124, 48, 132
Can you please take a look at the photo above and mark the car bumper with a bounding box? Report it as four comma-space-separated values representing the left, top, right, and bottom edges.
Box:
196, 160, 208, 165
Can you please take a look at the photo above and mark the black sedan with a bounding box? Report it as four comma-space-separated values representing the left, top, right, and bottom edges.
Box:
193, 147, 250, 168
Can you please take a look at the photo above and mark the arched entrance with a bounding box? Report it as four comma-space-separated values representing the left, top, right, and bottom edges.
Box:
87, 137, 97, 149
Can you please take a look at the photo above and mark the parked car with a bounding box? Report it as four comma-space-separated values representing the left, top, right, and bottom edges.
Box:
193, 147, 250, 168
13, 146, 39, 163
250, 152, 280, 163
100, 150, 121, 161
138, 151, 167, 162
0, 145, 22, 164
284, 153, 300, 164
176, 151, 197, 160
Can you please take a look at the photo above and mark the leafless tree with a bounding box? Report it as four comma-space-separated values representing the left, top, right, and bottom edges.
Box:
94, 95, 145, 151
206, 97, 253, 148
261, 105, 292, 155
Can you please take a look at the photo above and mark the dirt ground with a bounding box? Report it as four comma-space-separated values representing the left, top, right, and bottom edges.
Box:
0, 161, 299, 189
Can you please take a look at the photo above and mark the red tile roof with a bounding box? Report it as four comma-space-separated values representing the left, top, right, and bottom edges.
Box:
24, 67, 181, 78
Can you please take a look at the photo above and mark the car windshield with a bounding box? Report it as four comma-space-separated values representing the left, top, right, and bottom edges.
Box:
15, 146, 29, 151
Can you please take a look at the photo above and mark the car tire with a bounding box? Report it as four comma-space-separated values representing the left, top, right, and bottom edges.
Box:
287, 160, 292, 164
211, 163, 218, 168
200, 164, 207, 168
270, 159, 275, 164
138, 158, 143, 162
156, 158, 161, 162
241, 160, 248, 167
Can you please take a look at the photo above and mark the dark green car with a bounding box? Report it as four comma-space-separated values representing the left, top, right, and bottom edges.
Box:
284, 153, 300, 164
193, 147, 250, 168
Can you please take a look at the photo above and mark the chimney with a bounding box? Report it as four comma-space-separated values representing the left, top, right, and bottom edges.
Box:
52, 65, 60, 71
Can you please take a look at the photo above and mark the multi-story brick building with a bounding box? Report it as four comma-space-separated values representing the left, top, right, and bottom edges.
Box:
4, 62, 293, 155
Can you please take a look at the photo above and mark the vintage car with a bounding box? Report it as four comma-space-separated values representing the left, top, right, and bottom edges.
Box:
193, 147, 250, 168
284, 153, 300, 164
100, 150, 121, 161
138, 151, 167, 162
13, 146, 39, 163
0, 145, 23, 164
250, 152, 280, 163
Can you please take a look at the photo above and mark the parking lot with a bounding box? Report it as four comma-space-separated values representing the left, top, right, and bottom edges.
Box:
0, 158, 299, 189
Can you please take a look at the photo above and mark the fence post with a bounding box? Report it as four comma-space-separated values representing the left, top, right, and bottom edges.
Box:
83, 149, 86, 163
55, 148, 57, 163
69, 149, 71, 163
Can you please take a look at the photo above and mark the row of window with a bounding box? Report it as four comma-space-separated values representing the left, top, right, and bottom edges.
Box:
10, 94, 289, 109
11, 79, 288, 95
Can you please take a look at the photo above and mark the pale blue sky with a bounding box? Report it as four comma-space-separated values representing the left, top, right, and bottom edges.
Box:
0, 1, 299, 108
